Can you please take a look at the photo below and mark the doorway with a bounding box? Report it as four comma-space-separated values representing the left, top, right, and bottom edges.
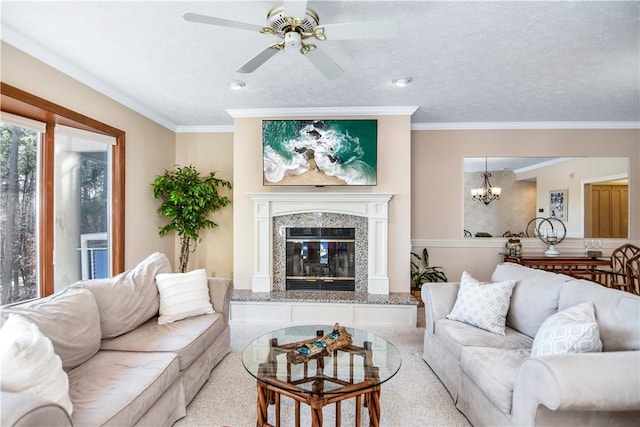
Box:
584, 181, 628, 238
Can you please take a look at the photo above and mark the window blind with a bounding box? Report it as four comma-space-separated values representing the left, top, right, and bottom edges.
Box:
1, 112, 47, 133
55, 124, 116, 145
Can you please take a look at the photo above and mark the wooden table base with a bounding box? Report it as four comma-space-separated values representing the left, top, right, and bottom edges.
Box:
257, 380, 381, 427
254, 333, 386, 427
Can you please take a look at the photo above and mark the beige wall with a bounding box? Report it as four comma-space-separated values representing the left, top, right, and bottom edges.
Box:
232, 115, 413, 292
412, 129, 640, 282
175, 132, 234, 277
1, 42, 177, 269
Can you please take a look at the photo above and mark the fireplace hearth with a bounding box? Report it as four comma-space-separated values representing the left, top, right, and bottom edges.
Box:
285, 227, 355, 291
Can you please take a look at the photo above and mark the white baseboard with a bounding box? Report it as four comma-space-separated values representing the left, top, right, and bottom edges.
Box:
230, 301, 417, 327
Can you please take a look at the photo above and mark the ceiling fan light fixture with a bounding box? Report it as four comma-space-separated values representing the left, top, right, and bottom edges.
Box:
266, 6, 318, 34
229, 80, 246, 90
284, 31, 302, 50
184, 4, 398, 79
392, 77, 412, 87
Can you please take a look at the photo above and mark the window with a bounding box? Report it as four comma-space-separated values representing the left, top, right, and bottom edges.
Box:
1, 83, 125, 304
53, 125, 115, 291
0, 115, 43, 303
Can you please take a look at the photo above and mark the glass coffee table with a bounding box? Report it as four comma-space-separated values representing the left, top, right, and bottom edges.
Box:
242, 324, 401, 427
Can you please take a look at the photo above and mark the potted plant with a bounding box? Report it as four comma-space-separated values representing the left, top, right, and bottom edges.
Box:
410, 248, 448, 306
152, 165, 232, 273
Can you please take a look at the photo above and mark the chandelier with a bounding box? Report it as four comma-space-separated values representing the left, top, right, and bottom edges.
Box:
471, 158, 501, 205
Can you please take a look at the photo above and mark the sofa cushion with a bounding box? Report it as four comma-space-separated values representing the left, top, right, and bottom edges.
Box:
0, 314, 73, 415
0, 286, 101, 370
68, 350, 180, 427
100, 313, 225, 370
435, 318, 533, 361
532, 302, 602, 357
447, 271, 516, 335
460, 346, 530, 415
82, 252, 172, 338
491, 263, 569, 338
156, 269, 215, 325
558, 279, 640, 351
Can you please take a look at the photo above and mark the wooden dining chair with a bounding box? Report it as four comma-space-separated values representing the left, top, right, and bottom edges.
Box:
625, 252, 640, 295
597, 244, 640, 293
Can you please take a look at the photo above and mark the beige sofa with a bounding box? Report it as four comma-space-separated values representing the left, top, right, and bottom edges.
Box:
1, 252, 233, 427
422, 262, 640, 426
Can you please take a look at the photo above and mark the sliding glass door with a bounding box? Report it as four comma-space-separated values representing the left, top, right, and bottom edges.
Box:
1, 113, 116, 304
54, 126, 114, 290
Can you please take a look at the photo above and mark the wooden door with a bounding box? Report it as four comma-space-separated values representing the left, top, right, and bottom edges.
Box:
585, 184, 628, 238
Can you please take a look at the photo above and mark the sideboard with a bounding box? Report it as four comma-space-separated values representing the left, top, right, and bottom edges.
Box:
501, 253, 611, 283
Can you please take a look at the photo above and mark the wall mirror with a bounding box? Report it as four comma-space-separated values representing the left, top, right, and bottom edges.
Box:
463, 157, 629, 239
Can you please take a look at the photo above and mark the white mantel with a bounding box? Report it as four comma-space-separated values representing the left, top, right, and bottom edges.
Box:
248, 192, 394, 294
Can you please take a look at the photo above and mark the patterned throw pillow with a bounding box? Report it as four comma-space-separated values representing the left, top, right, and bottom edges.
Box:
447, 271, 516, 335
531, 302, 602, 357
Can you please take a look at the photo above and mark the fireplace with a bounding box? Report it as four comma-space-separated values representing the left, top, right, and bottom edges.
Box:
248, 192, 393, 294
273, 212, 367, 291
285, 227, 356, 291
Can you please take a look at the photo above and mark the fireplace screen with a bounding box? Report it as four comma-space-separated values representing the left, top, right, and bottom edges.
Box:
285, 227, 355, 291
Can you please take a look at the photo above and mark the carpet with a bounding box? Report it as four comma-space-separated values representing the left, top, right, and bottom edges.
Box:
176, 310, 470, 426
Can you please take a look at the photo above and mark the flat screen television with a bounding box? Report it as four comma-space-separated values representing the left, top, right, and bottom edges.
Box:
262, 119, 377, 186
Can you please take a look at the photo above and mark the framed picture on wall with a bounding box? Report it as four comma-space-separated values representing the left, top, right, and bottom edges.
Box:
550, 189, 568, 221
262, 119, 378, 186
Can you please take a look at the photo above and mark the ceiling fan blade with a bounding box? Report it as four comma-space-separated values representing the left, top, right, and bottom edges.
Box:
183, 12, 265, 33
237, 44, 282, 73
282, 0, 308, 19
319, 20, 398, 40
305, 47, 344, 80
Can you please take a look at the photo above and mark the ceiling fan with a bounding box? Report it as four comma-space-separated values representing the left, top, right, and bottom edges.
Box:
183, 0, 398, 79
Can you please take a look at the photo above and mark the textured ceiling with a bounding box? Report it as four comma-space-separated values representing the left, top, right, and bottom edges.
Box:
1, 1, 639, 130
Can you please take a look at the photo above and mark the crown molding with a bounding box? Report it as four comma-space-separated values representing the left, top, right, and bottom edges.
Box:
170, 120, 640, 134
411, 121, 640, 130
226, 106, 420, 118
512, 157, 575, 174
175, 125, 234, 134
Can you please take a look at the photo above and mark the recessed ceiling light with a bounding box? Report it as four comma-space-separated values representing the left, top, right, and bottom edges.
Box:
229, 80, 246, 90
392, 77, 412, 87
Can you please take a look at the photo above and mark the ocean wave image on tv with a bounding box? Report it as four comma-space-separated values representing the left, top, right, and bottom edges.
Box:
263, 119, 377, 186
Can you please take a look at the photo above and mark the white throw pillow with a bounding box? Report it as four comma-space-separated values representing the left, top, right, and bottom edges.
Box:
447, 271, 516, 335
0, 314, 73, 415
531, 302, 602, 357
156, 268, 214, 324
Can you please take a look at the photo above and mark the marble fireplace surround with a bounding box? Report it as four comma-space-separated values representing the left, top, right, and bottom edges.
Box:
272, 212, 368, 292
248, 192, 394, 295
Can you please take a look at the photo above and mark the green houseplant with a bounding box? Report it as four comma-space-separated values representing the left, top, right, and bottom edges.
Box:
152, 165, 232, 273
411, 247, 447, 292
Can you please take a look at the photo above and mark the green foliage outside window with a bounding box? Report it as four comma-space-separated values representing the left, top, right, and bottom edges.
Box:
0, 124, 38, 304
